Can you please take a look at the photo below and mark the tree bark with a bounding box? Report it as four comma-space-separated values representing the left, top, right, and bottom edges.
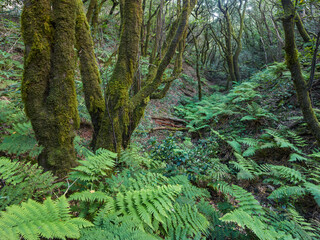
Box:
295, 12, 311, 43
22, 0, 79, 176
75, 0, 105, 148
281, 0, 320, 143
95, 0, 143, 152
95, 0, 195, 152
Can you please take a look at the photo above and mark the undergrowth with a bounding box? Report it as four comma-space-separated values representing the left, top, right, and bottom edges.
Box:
1, 18, 320, 240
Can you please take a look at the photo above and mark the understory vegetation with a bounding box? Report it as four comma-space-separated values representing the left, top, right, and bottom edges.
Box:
1, 0, 320, 239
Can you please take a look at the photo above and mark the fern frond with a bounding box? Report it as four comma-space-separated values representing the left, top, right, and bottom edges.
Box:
0, 157, 60, 210
69, 148, 116, 182
74, 136, 94, 158
120, 146, 152, 169
0, 122, 43, 157
286, 208, 320, 239
209, 181, 234, 196
0, 196, 93, 240
168, 175, 210, 200
289, 153, 308, 162
232, 153, 259, 180
80, 213, 160, 240
231, 185, 263, 215
69, 190, 112, 203
304, 182, 320, 207
270, 165, 305, 184
268, 186, 306, 201
165, 204, 209, 239
103, 185, 182, 229
211, 182, 263, 215
206, 158, 230, 181
197, 200, 244, 239
221, 210, 288, 240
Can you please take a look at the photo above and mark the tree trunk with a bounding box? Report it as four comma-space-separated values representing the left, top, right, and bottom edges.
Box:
22, 0, 79, 176
95, 0, 195, 152
190, 28, 202, 100
281, 0, 320, 143
86, 0, 97, 24
75, 0, 105, 148
295, 12, 311, 43
95, 0, 143, 152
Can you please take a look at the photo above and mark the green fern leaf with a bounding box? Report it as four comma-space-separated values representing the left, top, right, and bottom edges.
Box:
0, 196, 93, 240
69, 148, 116, 182
304, 182, 320, 207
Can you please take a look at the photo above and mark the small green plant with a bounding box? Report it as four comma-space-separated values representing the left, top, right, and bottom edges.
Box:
0, 157, 61, 210
0, 196, 92, 240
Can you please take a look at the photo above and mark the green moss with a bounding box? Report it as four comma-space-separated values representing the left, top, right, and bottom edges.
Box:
21, 0, 80, 176
281, 0, 320, 143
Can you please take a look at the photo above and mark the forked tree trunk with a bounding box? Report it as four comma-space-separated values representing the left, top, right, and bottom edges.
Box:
22, 0, 196, 175
95, 0, 195, 152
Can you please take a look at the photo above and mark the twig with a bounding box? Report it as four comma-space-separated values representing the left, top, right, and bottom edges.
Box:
149, 127, 188, 133
63, 178, 79, 196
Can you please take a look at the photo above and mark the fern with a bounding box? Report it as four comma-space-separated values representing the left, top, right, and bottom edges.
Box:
227, 140, 242, 153
0, 196, 92, 240
231, 153, 259, 180
80, 213, 160, 240
239, 102, 278, 122
289, 153, 308, 162
262, 129, 302, 153
69, 190, 111, 203
0, 157, 60, 210
268, 186, 306, 201
221, 210, 289, 240
0, 100, 26, 125
102, 184, 181, 230
120, 146, 153, 170
211, 182, 263, 215
210, 181, 234, 196
74, 136, 94, 158
206, 158, 230, 181
285, 208, 320, 239
164, 204, 209, 239
0, 122, 43, 157
106, 172, 169, 194
231, 185, 263, 215
304, 182, 320, 207
267, 165, 305, 184
79, 172, 209, 239
197, 200, 246, 240
69, 148, 117, 183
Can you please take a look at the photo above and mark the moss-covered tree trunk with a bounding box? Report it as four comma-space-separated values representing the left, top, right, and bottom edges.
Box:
232, 0, 247, 83
75, 0, 105, 148
295, 12, 311, 43
95, 0, 143, 152
22, 0, 79, 176
94, 0, 195, 152
224, 12, 237, 86
22, 0, 196, 174
281, 0, 320, 143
